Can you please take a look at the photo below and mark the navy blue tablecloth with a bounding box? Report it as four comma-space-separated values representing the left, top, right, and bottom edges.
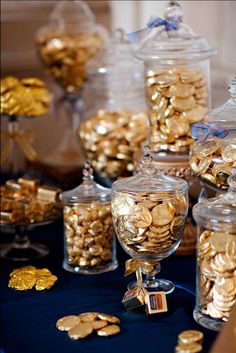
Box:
0, 219, 217, 353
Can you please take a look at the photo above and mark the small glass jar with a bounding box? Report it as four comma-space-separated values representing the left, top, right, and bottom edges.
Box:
190, 78, 236, 190
36, 0, 107, 94
111, 146, 188, 293
193, 169, 236, 331
79, 29, 148, 180
62, 162, 118, 274
136, 1, 216, 154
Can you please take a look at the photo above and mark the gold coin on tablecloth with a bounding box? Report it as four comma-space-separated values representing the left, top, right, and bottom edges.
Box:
97, 324, 120, 337
8, 273, 36, 290
92, 320, 108, 330
68, 322, 94, 340
175, 342, 203, 353
79, 312, 99, 322
97, 313, 120, 324
151, 203, 174, 226
178, 330, 204, 344
56, 316, 81, 331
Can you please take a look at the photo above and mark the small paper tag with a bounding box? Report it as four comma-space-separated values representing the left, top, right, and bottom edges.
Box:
145, 291, 168, 315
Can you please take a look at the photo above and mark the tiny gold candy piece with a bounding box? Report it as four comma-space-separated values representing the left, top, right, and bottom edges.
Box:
178, 330, 204, 344
91, 320, 108, 330
97, 324, 121, 337
175, 342, 203, 353
56, 316, 81, 331
79, 312, 98, 322
68, 322, 94, 340
97, 313, 120, 324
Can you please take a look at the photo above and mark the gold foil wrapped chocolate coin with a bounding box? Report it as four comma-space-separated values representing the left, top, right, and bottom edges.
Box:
145, 68, 208, 153
0, 76, 50, 117
79, 109, 148, 179
8, 266, 57, 291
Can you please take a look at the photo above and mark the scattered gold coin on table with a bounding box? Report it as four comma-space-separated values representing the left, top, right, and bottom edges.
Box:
8, 266, 57, 291
56, 312, 121, 340
175, 330, 204, 352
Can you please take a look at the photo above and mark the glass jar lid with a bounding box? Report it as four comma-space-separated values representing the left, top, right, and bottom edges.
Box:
193, 168, 236, 230
112, 146, 188, 194
135, 1, 215, 62
62, 161, 111, 204
86, 29, 144, 92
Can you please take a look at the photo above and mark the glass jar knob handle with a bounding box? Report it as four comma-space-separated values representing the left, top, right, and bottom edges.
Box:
228, 76, 236, 102
164, 1, 183, 24
140, 145, 155, 176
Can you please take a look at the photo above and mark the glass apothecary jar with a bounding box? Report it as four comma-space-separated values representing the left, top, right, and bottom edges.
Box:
111, 146, 188, 293
135, 1, 216, 154
79, 29, 148, 180
61, 162, 118, 274
190, 78, 236, 190
36, 0, 107, 94
193, 169, 236, 330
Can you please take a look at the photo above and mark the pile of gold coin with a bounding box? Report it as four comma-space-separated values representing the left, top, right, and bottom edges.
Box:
56, 312, 120, 339
111, 192, 187, 257
79, 109, 148, 179
198, 230, 236, 321
0, 178, 61, 225
8, 266, 57, 291
146, 68, 208, 153
0, 76, 50, 117
64, 201, 113, 268
190, 138, 236, 189
175, 330, 204, 352
36, 31, 103, 93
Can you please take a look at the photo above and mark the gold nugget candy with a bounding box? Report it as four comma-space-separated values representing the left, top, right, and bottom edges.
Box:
62, 162, 117, 274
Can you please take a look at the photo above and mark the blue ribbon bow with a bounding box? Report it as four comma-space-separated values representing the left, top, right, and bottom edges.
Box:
127, 16, 178, 43
191, 122, 230, 140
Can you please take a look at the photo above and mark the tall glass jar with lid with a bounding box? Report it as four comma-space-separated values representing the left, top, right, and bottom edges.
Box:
135, 1, 216, 155
79, 29, 148, 180
193, 169, 236, 331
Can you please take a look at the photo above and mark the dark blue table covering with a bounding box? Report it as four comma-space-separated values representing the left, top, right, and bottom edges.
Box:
0, 219, 217, 353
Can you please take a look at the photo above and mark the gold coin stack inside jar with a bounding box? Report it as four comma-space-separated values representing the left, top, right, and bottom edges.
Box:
79, 109, 148, 179
62, 161, 118, 274
146, 68, 208, 153
197, 230, 236, 323
112, 191, 187, 259
64, 201, 113, 269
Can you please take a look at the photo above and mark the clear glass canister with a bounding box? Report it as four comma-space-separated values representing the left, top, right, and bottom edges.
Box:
111, 146, 188, 293
62, 162, 118, 274
79, 29, 148, 180
135, 1, 216, 154
36, 1, 108, 94
193, 169, 236, 330
190, 78, 236, 190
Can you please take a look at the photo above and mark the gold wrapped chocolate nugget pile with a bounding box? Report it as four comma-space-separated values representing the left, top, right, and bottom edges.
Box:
79, 109, 148, 179
36, 31, 103, 93
198, 230, 236, 322
190, 138, 236, 189
146, 68, 208, 153
8, 266, 57, 291
0, 76, 50, 117
175, 330, 204, 353
112, 192, 187, 257
56, 312, 120, 339
0, 178, 61, 224
64, 201, 113, 268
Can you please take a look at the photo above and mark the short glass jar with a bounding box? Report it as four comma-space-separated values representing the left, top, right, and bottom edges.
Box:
135, 1, 215, 154
193, 169, 236, 330
79, 29, 148, 180
190, 78, 236, 190
62, 162, 118, 274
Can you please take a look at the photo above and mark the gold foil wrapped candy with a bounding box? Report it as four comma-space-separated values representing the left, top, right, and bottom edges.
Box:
79, 109, 148, 179
0, 76, 50, 117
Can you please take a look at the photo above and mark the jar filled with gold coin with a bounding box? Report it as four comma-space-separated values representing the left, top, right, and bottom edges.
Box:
79, 29, 148, 180
62, 161, 118, 274
111, 146, 188, 294
190, 78, 236, 190
134, 1, 215, 155
193, 169, 236, 331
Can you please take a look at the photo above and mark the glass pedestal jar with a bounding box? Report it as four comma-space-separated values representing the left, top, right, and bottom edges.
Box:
193, 170, 236, 331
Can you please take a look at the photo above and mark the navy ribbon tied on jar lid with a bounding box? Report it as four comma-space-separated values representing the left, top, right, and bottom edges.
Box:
127, 15, 178, 43
191, 122, 236, 141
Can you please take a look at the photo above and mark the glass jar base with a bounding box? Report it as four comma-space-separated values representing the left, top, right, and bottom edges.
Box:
193, 307, 223, 331
0, 242, 49, 261
127, 279, 175, 294
63, 260, 118, 274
